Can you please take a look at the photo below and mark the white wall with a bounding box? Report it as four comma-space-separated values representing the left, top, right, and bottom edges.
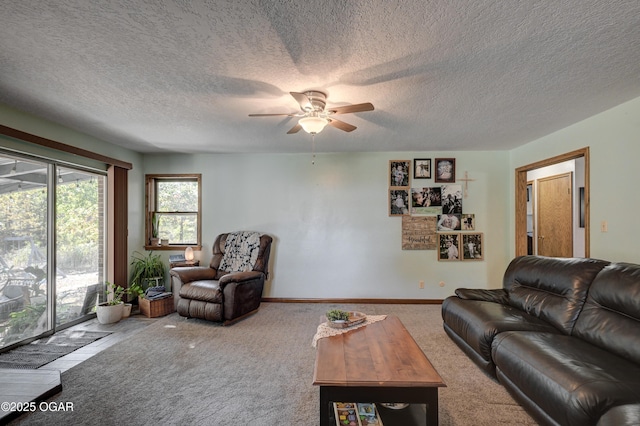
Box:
143, 150, 512, 298
510, 96, 640, 262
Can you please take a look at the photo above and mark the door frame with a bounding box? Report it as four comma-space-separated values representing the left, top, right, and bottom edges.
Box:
515, 147, 589, 257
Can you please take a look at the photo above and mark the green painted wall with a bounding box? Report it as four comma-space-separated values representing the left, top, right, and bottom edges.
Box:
2, 95, 639, 298
0, 103, 145, 280
144, 151, 510, 298
509, 96, 640, 263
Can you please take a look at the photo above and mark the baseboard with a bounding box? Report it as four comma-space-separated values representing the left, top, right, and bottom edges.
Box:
262, 297, 443, 304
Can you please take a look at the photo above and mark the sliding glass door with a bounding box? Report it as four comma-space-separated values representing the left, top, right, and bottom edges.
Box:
0, 156, 50, 348
55, 167, 105, 328
0, 155, 106, 350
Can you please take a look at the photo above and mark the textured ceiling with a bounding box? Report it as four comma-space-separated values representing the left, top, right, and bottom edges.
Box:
1, 1, 640, 154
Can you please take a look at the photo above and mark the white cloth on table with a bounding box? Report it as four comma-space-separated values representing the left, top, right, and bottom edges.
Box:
312, 315, 387, 348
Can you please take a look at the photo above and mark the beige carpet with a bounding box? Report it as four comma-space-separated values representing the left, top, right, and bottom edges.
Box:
11, 303, 536, 425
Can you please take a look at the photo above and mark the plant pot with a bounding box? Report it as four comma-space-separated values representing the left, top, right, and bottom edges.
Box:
122, 303, 132, 318
96, 302, 124, 324
161, 239, 169, 246
150, 238, 160, 246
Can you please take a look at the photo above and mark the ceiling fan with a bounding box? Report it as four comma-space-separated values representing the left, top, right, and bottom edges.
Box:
249, 91, 374, 135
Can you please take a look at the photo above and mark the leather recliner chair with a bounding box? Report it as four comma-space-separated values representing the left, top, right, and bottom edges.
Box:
169, 232, 272, 325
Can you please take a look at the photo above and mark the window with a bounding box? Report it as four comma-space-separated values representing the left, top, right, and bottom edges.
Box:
145, 174, 201, 250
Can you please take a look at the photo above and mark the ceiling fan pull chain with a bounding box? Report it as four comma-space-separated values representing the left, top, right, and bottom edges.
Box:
311, 134, 316, 165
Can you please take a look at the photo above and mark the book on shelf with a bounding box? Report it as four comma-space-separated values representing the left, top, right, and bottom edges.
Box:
333, 402, 383, 426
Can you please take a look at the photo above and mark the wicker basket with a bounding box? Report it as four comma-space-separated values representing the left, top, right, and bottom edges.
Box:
139, 296, 175, 318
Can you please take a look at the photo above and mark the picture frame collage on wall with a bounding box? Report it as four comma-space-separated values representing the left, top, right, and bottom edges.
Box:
389, 157, 483, 261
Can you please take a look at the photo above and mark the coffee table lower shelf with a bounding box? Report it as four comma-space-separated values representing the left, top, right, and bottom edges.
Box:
320, 386, 438, 426
330, 402, 428, 426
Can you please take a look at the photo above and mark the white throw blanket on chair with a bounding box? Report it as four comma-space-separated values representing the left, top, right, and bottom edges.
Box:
218, 231, 262, 273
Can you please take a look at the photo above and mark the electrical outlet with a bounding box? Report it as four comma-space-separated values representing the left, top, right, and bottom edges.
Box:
601, 221, 608, 232
419, 280, 425, 289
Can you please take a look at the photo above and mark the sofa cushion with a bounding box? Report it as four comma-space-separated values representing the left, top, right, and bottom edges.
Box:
596, 404, 640, 426
503, 256, 610, 334
492, 331, 640, 426
573, 262, 640, 365
179, 280, 222, 304
442, 296, 558, 375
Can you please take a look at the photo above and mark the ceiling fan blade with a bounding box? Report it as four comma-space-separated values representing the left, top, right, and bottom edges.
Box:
328, 102, 374, 115
328, 118, 357, 132
290, 92, 312, 111
287, 123, 302, 134
249, 113, 298, 117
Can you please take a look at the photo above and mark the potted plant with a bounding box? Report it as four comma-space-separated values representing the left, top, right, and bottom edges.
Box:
130, 251, 166, 291
326, 309, 350, 323
122, 284, 142, 318
96, 282, 125, 324
128, 282, 145, 301
325, 309, 366, 329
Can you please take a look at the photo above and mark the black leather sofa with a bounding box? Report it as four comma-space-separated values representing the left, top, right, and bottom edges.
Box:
442, 255, 640, 426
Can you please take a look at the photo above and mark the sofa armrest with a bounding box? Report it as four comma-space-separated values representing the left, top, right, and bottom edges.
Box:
170, 266, 217, 284
455, 288, 509, 304
220, 271, 265, 322
219, 271, 263, 286
597, 404, 640, 426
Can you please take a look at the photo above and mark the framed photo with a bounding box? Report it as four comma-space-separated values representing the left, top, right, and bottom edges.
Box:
389, 189, 410, 216
462, 214, 475, 230
411, 186, 442, 215
413, 159, 431, 179
435, 158, 456, 183
462, 233, 483, 260
441, 185, 462, 214
438, 233, 460, 261
437, 214, 462, 231
389, 160, 410, 188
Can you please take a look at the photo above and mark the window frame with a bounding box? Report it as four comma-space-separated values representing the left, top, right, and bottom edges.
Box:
144, 174, 202, 251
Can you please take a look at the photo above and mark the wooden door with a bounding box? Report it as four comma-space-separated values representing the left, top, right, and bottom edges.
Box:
537, 172, 573, 257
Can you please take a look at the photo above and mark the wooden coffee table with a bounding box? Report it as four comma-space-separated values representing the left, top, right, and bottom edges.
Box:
313, 315, 445, 425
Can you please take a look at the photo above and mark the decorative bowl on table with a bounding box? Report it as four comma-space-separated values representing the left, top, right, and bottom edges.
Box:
379, 403, 410, 410
325, 310, 367, 328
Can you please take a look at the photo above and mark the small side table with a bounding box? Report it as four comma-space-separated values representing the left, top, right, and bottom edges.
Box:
169, 260, 200, 268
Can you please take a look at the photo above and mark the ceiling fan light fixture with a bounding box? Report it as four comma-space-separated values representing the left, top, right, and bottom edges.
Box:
298, 116, 328, 134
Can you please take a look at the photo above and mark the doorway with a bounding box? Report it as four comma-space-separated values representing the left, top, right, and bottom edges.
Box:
515, 148, 590, 257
